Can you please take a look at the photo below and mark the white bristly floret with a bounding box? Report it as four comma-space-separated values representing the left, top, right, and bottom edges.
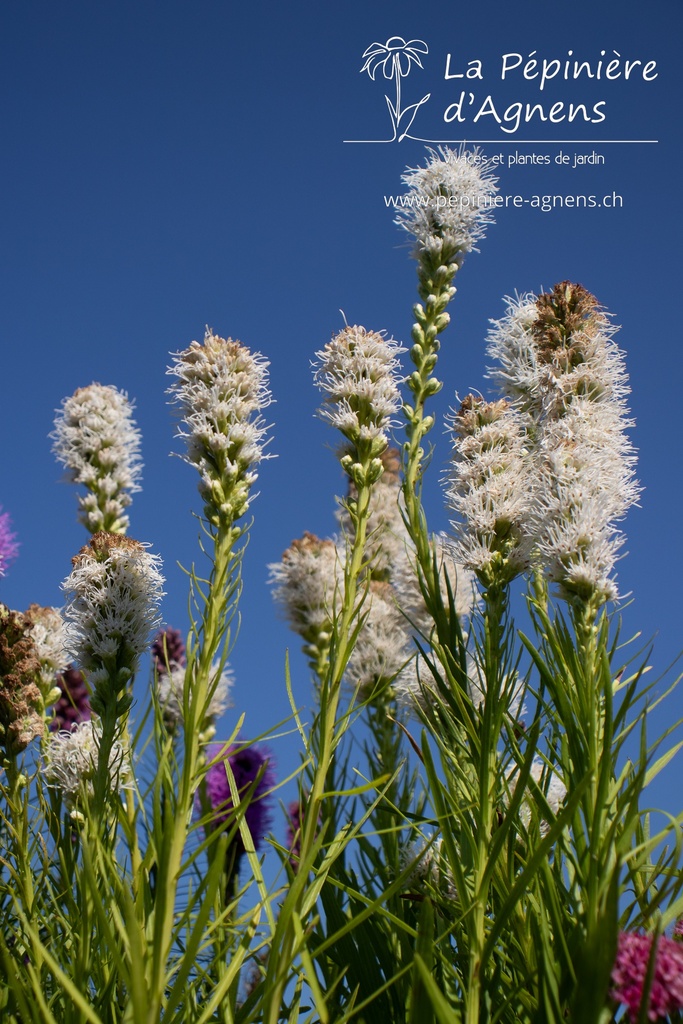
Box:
393, 532, 476, 636
400, 831, 457, 899
62, 533, 165, 685
395, 146, 499, 263
25, 605, 69, 692
486, 293, 541, 413
269, 533, 343, 638
506, 757, 567, 835
345, 582, 413, 695
44, 719, 132, 803
313, 326, 405, 448
52, 384, 143, 533
446, 397, 535, 584
156, 659, 233, 727
167, 330, 273, 524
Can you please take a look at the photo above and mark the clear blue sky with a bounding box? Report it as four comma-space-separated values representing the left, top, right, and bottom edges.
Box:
2, 0, 682, 828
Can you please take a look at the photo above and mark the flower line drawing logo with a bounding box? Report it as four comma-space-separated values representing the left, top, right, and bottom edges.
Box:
360, 37, 430, 142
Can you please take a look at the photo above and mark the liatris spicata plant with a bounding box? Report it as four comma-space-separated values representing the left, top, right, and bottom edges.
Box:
0, 604, 44, 756
400, 831, 457, 901
3, 148, 683, 1024
63, 532, 164, 707
52, 383, 143, 534
610, 932, 683, 1022
167, 329, 272, 531
0, 507, 19, 577
153, 648, 232, 735
314, 325, 405, 487
269, 532, 342, 677
44, 718, 132, 808
201, 741, 275, 890
505, 756, 567, 836
285, 797, 304, 867
151, 625, 186, 674
337, 447, 408, 581
446, 394, 535, 591
62, 531, 163, 807
24, 604, 68, 705
345, 580, 413, 698
396, 146, 498, 268
486, 282, 639, 609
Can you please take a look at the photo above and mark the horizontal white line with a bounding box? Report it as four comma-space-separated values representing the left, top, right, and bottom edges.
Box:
343, 139, 658, 144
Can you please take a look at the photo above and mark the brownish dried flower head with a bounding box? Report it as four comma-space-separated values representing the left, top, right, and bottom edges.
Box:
0, 604, 44, 755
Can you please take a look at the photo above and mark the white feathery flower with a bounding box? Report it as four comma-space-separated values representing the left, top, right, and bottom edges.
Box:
393, 532, 476, 636
506, 757, 567, 835
446, 396, 535, 585
393, 652, 428, 710
526, 283, 639, 604
24, 604, 69, 694
52, 383, 142, 534
395, 146, 498, 263
467, 659, 526, 721
345, 581, 413, 696
486, 293, 542, 412
313, 326, 405, 451
400, 831, 457, 899
156, 659, 233, 727
167, 330, 273, 526
269, 533, 345, 670
269, 533, 343, 638
63, 532, 165, 683
44, 719, 132, 803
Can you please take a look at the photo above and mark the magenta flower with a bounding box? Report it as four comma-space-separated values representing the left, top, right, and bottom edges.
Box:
151, 627, 186, 674
50, 666, 91, 731
611, 931, 683, 1021
0, 508, 19, 577
201, 741, 275, 860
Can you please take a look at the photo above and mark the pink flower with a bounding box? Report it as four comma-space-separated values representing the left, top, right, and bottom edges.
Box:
611, 931, 683, 1021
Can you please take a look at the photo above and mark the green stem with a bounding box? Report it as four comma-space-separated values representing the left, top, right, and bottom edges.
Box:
147, 522, 239, 1021
402, 259, 457, 613
262, 477, 374, 1024
465, 585, 506, 1024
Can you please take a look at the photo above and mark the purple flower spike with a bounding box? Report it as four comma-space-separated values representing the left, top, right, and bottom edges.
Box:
611, 931, 683, 1021
0, 508, 19, 577
202, 741, 275, 858
152, 627, 186, 675
51, 666, 91, 731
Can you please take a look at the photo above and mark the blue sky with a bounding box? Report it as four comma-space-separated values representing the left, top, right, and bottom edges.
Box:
2, 0, 682, 827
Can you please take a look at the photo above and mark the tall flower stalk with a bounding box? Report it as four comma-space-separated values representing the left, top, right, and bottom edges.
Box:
262, 325, 404, 1023
62, 532, 164, 812
140, 330, 274, 1020
52, 383, 143, 534
397, 149, 498, 648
